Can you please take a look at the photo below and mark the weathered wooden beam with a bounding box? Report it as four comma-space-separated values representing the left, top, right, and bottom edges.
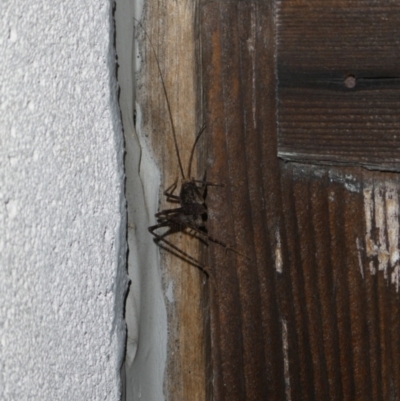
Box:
136, 2, 208, 400
201, 1, 286, 400
136, 0, 400, 399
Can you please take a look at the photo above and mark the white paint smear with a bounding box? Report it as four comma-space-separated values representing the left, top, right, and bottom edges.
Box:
363, 182, 400, 290
356, 238, 364, 279
386, 185, 399, 267
281, 318, 291, 401
275, 228, 283, 273
374, 186, 389, 276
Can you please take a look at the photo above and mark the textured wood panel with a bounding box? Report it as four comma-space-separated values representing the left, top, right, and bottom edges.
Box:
137, 0, 400, 399
136, 2, 208, 400
280, 166, 400, 400
201, 1, 285, 399
200, 1, 400, 400
276, 0, 400, 170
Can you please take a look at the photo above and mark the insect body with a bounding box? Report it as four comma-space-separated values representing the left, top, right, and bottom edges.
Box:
136, 19, 247, 275
148, 126, 222, 276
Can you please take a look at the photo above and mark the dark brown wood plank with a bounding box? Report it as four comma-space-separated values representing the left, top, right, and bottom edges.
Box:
199, 1, 400, 400
343, 178, 372, 400
281, 165, 315, 401
327, 176, 356, 400
291, 166, 331, 400
280, 166, 400, 401
201, 1, 286, 400
276, 0, 400, 170
136, 3, 208, 400
309, 171, 343, 400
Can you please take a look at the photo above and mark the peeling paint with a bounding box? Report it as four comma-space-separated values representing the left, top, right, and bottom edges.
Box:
329, 170, 361, 193
344, 174, 360, 193
362, 181, 400, 290
374, 186, 390, 275
356, 238, 364, 279
369, 260, 376, 276
386, 185, 399, 267
281, 318, 291, 401
363, 187, 374, 258
392, 265, 400, 292
275, 228, 283, 273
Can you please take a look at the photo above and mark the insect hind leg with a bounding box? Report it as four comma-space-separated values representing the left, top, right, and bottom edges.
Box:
148, 222, 211, 277
163, 180, 180, 202
166, 215, 250, 261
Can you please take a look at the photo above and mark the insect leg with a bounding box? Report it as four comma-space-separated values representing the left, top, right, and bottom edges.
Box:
163, 180, 180, 202
193, 180, 224, 187
166, 216, 250, 261
193, 171, 224, 189
155, 207, 184, 218
148, 221, 211, 277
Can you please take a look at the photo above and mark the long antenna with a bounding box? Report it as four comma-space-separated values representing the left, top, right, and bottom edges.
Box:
134, 18, 186, 179
187, 124, 206, 179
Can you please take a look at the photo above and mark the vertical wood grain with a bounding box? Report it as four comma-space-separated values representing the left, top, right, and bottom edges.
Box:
136, 2, 207, 400
200, 1, 400, 400
201, 1, 286, 400
138, 0, 400, 399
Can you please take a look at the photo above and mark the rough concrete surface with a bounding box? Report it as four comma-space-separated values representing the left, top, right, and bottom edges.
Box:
0, 1, 128, 399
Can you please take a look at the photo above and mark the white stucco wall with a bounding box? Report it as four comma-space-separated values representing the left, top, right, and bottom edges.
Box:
0, 1, 128, 400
